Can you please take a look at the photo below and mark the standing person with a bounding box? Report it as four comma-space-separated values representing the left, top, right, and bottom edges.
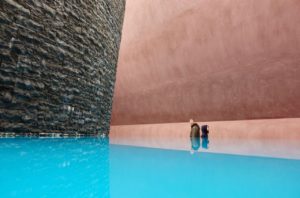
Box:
201, 125, 209, 138
190, 119, 200, 137
189, 119, 201, 154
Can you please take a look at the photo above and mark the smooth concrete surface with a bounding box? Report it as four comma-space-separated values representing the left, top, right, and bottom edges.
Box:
110, 118, 300, 159
112, 0, 300, 125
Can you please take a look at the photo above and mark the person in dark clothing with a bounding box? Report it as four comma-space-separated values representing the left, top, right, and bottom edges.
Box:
201, 125, 209, 138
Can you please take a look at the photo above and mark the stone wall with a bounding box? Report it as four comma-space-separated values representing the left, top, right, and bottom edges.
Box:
0, 0, 125, 135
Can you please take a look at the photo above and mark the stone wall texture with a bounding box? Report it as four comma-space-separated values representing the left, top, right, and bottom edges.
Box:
0, 0, 125, 134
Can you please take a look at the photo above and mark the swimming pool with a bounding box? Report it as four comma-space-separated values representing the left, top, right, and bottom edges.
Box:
1, 137, 300, 198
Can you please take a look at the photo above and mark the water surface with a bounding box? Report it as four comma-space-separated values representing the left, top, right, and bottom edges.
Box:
1, 137, 300, 198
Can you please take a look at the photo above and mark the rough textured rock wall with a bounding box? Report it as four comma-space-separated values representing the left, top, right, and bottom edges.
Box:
0, 0, 125, 135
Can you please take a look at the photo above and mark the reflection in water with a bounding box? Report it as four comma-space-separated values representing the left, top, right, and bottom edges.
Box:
190, 136, 201, 151
190, 122, 208, 152
190, 134, 210, 151
202, 137, 210, 149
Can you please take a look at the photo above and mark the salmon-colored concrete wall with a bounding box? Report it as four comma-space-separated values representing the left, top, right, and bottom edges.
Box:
112, 0, 300, 125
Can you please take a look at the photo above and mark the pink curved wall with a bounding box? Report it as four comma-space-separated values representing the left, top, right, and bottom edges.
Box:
112, 0, 300, 125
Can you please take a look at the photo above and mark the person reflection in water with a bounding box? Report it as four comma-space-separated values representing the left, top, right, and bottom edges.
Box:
190, 135, 201, 152
201, 125, 210, 149
189, 119, 201, 154
201, 136, 209, 149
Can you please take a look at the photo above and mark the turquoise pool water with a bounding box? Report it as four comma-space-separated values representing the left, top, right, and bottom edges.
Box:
1, 138, 300, 198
